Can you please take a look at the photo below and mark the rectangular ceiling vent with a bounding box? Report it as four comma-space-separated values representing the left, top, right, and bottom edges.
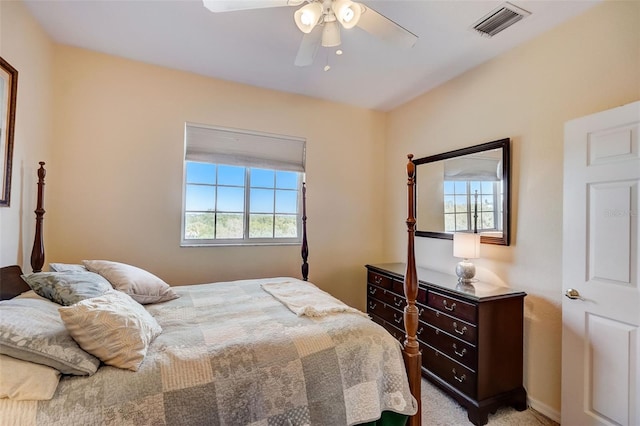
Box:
472, 2, 531, 37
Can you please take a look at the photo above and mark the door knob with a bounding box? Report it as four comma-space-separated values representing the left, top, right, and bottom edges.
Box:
565, 288, 584, 300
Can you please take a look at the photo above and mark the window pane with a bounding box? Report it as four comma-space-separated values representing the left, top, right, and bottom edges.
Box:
455, 213, 468, 231
186, 162, 216, 184
444, 196, 455, 213
455, 195, 468, 212
185, 185, 215, 211
276, 171, 298, 189
249, 214, 274, 238
454, 181, 467, 193
218, 187, 244, 211
444, 214, 456, 232
275, 190, 297, 214
470, 181, 482, 194
275, 214, 297, 238
250, 188, 274, 213
481, 196, 495, 212
216, 213, 243, 239
481, 212, 495, 229
443, 181, 455, 194
481, 181, 494, 193
184, 213, 215, 239
218, 165, 245, 186
251, 169, 275, 188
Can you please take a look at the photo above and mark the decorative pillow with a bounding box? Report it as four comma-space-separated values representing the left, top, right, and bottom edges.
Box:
82, 260, 179, 304
58, 290, 162, 371
49, 263, 87, 273
0, 354, 60, 400
0, 298, 100, 375
21, 271, 112, 306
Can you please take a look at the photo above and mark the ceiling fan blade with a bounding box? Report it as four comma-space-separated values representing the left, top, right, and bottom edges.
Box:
294, 26, 322, 67
356, 5, 418, 49
203, 0, 303, 13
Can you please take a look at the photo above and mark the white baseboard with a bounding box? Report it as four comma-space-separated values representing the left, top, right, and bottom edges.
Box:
528, 396, 561, 424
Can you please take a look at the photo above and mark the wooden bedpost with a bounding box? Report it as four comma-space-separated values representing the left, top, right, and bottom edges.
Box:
404, 154, 422, 425
30, 162, 46, 273
301, 181, 309, 281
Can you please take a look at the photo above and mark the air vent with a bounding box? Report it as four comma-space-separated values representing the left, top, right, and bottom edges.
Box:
472, 2, 531, 37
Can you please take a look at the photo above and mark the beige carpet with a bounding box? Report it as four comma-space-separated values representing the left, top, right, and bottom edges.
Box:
420, 379, 559, 425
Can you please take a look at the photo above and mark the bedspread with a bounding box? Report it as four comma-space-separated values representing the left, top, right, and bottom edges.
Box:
0, 277, 417, 426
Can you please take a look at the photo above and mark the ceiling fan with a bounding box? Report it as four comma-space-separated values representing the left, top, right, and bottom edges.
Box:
202, 0, 418, 67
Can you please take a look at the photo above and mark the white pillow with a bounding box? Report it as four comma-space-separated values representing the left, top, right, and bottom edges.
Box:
58, 290, 162, 371
0, 354, 61, 400
82, 260, 179, 304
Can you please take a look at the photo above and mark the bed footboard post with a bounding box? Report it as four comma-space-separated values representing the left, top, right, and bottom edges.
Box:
30, 162, 46, 273
404, 154, 422, 425
301, 181, 309, 281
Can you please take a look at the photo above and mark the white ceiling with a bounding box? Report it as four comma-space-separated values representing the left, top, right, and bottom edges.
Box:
24, 0, 600, 111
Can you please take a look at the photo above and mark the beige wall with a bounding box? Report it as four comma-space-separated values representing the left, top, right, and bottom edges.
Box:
47, 46, 386, 309
384, 0, 640, 419
0, 0, 53, 269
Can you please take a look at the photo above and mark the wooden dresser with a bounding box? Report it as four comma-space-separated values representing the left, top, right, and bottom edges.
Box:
366, 263, 527, 426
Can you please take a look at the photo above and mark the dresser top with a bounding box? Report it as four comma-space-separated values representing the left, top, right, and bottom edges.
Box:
366, 263, 526, 301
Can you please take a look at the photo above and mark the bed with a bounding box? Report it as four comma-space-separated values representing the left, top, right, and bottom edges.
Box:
0, 160, 423, 426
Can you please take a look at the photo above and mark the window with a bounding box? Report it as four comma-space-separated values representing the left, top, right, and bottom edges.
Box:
443, 180, 502, 232
182, 124, 305, 246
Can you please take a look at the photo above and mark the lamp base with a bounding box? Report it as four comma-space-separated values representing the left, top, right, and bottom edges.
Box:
455, 259, 476, 284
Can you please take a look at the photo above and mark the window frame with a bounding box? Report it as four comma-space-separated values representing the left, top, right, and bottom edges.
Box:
180, 123, 306, 247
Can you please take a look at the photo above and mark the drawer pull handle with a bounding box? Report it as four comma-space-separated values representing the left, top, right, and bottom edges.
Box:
374, 276, 383, 284
452, 369, 466, 383
369, 302, 377, 310
394, 315, 402, 324
453, 322, 467, 335
369, 287, 377, 295
443, 300, 456, 311
417, 327, 424, 334
394, 298, 403, 307
453, 343, 467, 357
419, 308, 424, 315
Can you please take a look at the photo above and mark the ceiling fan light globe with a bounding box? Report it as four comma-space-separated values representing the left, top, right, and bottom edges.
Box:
321, 21, 341, 47
332, 0, 361, 29
294, 2, 323, 33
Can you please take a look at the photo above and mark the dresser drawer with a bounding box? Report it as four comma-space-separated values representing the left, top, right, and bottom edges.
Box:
424, 345, 477, 399
371, 313, 405, 343
421, 306, 477, 345
368, 284, 406, 310
428, 291, 477, 323
368, 271, 427, 303
367, 271, 404, 295
419, 323, 477, 370
367, 297, 404, 329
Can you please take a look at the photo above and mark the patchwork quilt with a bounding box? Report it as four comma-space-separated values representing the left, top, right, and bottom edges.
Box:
0, 278, 417, 426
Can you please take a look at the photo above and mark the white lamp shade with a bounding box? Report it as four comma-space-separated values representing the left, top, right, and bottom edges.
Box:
332, 0, 362, 29
453, 233, 481, 259
294, 2, 323, 33
321, 21, 341, 47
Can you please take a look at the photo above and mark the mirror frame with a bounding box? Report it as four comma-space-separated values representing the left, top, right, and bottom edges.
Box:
0, 57, 18, 208
413, 138, 511, 246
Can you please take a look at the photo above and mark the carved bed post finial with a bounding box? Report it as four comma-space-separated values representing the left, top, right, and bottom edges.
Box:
301, 181, 309, 281
404, 154, 422, 425
30, 162, 46, 273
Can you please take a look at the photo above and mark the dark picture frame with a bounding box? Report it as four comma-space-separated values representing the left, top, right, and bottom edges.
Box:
0, 56, 18, 207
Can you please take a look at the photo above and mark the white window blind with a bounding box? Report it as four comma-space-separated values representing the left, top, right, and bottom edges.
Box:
185, 123, 305, 172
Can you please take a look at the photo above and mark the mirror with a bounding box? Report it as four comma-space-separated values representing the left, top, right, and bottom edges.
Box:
414, 138, 511, 245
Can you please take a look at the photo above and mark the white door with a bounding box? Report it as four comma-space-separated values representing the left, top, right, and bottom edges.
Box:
562, 101, 640, 426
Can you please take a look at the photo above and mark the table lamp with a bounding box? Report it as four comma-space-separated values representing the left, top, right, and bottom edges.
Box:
453, 232, 481, 284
